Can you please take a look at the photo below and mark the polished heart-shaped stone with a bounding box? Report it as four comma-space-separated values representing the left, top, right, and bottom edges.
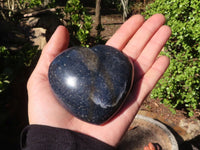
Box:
48, 45, 134, 124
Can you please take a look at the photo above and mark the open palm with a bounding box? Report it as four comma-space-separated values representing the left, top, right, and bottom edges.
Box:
27, 14, 171, 147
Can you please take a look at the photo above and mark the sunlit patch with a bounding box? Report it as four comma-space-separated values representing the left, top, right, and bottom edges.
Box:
65, 76, 77, 88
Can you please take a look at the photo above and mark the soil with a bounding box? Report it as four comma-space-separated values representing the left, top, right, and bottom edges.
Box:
141, 97, 200, 127
88, 6, 123, 41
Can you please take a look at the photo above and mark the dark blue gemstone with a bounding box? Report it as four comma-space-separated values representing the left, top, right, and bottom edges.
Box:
48, 45, 134, 124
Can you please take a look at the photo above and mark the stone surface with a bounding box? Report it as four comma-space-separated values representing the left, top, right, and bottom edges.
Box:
48, 45, 133, 124
29, 28, 47, 50
26, 17, 40, 27
24, 12, 62, 41
179, 119, 200, 140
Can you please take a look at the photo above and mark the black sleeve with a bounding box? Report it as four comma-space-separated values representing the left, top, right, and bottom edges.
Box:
21, 125, 115, 150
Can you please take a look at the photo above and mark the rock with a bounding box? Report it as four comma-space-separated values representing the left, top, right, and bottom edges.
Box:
48, 45, 134, 124
179, 119, 200, 140
29, 28, 47, 50
26, 17, 40, 27
25, 12, 62, 41
35, 13, 62, 41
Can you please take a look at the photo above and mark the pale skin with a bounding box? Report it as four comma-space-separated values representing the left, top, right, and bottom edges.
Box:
27, 14, 171, 147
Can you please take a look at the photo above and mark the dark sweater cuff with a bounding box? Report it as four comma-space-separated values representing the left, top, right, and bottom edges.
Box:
21, 125, 115, 150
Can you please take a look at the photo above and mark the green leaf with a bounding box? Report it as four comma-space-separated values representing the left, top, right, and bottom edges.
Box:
144, 0, 200, 117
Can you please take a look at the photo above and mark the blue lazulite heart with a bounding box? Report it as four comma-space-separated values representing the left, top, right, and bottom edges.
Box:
48, 45, 134, 124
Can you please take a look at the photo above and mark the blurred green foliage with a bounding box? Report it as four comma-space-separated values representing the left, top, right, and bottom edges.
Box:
0, 45, 39, 93
19, 0, 55, 8
64, 0, 93, 47
143, 0, 200, 116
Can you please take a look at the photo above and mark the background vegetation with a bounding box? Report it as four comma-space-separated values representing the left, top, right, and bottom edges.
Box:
143, 0, 200, 116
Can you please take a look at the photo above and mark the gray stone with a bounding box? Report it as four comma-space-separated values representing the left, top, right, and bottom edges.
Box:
26, 17, 40, 27
48, 45, 133, 124
179, 119, 200, 140
29, 28, 47, 50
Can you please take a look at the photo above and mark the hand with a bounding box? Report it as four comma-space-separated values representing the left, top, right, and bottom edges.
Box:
27, 14, 171, 147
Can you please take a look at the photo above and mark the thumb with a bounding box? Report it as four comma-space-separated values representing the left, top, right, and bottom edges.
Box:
34, 25, 70, 76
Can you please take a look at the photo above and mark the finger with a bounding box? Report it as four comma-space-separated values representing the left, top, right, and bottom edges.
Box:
107, 56, 170, 140
134, 56, 169, 105
123, 56, 169, 117
35, 25, 70, 75
134, 25, 171, 79
122, 14, 166, 60
144, 146, 150, 150
43, 25, 69, 60
148, 143, 156, 150
106, 14, 145, 50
